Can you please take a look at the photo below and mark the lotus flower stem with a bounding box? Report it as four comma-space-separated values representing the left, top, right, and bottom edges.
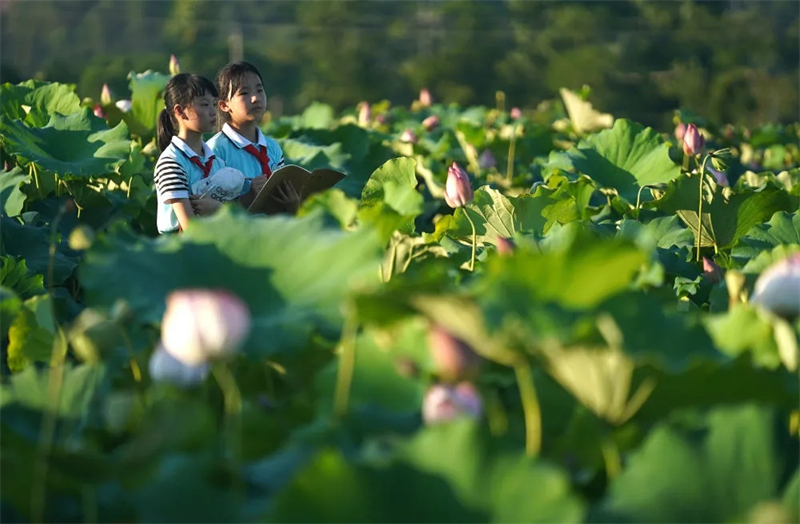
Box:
30, 163, 40, 192
601, 440, 622, 479
334, 303, 358, 418
118, 324, 142, 383
465, 211, 477, 271
696, 154, 712, 262
514, 359, 541, 457
212, 362, 244, 498
506, 125, 518, 182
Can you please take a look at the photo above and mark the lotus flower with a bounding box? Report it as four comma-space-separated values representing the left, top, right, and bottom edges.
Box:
428, 324, 480, 383
149, 343, 210, 387
707, 166, 729, 187
115, 99, 132, 113
478, 149, 496, 170
510, 107, 522, 120
358, 102, 371, 126
400, 129, 417, 144
422, 383, 483, 425
496, 237, 515, 256
93, 104, 106, 119
169, 54, 181, 76
422, 114, 439, 132
750, 253, 800, 318
683, 123, 705, 157
375, 114, 388, 125
100, 84, 112, 105
675, 122, 687, 142
443, 162, 473, 208
160, 289, 251, 365
419, 88, 432, 107
702, 257, 723, 283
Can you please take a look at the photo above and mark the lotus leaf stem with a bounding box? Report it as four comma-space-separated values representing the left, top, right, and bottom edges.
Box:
465, 211, 477, 272
334, 303, 358, 418
514, 359, 541, 457
696, 155, 712, 262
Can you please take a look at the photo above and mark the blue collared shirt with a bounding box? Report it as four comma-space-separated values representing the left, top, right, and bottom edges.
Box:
207, 123, 285, 194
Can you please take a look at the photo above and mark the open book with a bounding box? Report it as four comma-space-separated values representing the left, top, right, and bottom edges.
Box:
247, 164, 347, 215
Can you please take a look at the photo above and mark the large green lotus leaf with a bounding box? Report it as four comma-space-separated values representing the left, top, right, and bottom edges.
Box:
546, 119, 681, 204
741, 244, 800, 274
358, 157, 423, 242
1, 108, 131, 177
301, 101, 335, 129
704, 306, 783, 369
0, 80, 81, 128
269, 448, 485, 523
731, 211, 800, 266
617, 216, 694, 252
80, 207, 383, 358
477, 227, 647, 312
6, 295, 57, 372
559, 87, 614, 134
596, 404, 783, 523
128, 70, 170, 137
653, 175, 794, 251
0, 256, 43, 299
279, 138, 350, 170
0, 167, 28, 217
401, 420, 585, 523
447, 184, 582, 246
0, 217, 80, 286
0, 287, 22, 341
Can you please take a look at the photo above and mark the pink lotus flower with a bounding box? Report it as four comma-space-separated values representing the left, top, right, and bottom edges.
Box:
419, 88, 432, 107
422, 114, 439, 132
496, 237, 515, 256
358, 102, 371, 126
683, 123, 705, 157
707, 166, 728, 187
428, 325, 480, 383
422, 382, 483, 425
510, 107, 522, 120
100, 84, 112, 105
702, 257, 723, 283
400, 128, 417, 144
93, 104, 106, 119
115, 100, 132, 113
375, 114, 387, 126
169, 54, 181, 76
160, 289, 251, 365
750, 253, 800, 318
478, 150, 496, 169
443, 162, 474, 208
675, 122, 687, 142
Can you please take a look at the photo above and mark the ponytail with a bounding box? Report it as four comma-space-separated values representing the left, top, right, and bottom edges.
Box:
157, 72, 219, 152
157, 108, 176, 152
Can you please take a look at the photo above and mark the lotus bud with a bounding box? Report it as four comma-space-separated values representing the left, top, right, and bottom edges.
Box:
169, 54, 181, 76
478, 149, 496, 169
510, 107, 522, 120
93, 104, 106, 119
675, 122, 687, 142
100, 84, 113, 105
443, 162, 474, 208
422, 114, 439, 132
400, 129, 417, 144
149, 344, 209, 387
702, 257, 723, 283
750, 253, 800, 318
160, 289, 251, 365
115, 99, 132, 113
707, 166, 729, 187
358, 101, 371, 126
419, 88, 432, 107
683, 123, 705, 157
422, 382, 483, 425
496, 237, 515, 256
428, 324, 480, 383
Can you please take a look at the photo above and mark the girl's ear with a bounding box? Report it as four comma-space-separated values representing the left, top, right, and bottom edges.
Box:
172, 104, 187, 121
218, 98, 231, 113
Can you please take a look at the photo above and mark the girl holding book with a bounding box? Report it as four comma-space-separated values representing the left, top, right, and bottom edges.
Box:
208, 61, 300, 212
154, 73, 225, 234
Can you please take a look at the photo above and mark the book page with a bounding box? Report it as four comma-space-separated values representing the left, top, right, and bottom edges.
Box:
247, 165, 311, 215
301, 169, 347, 199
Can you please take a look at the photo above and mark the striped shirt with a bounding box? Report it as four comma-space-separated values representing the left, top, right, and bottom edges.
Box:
207, 123, 285, 195
154, 136, 225, 234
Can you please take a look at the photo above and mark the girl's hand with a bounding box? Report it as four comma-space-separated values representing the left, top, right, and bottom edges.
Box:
272, 181, 302, 213
190, 195, 222, 216
250, 174, 269, 195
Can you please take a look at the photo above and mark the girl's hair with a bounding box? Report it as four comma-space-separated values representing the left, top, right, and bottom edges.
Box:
215, 61, 264, 130
156, 73, 218, 152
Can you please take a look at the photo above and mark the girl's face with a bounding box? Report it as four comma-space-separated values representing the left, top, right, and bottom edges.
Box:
176, 92, 217, 134
219, 72, 266, 126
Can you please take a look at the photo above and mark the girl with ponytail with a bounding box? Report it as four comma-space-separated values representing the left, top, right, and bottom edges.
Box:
154, 72, 224, 234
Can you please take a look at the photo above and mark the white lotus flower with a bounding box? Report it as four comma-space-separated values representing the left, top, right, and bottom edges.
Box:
422, 382, 483, 425
115, 99, 132, 113
161, 289, 251, 365
750, 253, 800, 318
149, 344, 210, 387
